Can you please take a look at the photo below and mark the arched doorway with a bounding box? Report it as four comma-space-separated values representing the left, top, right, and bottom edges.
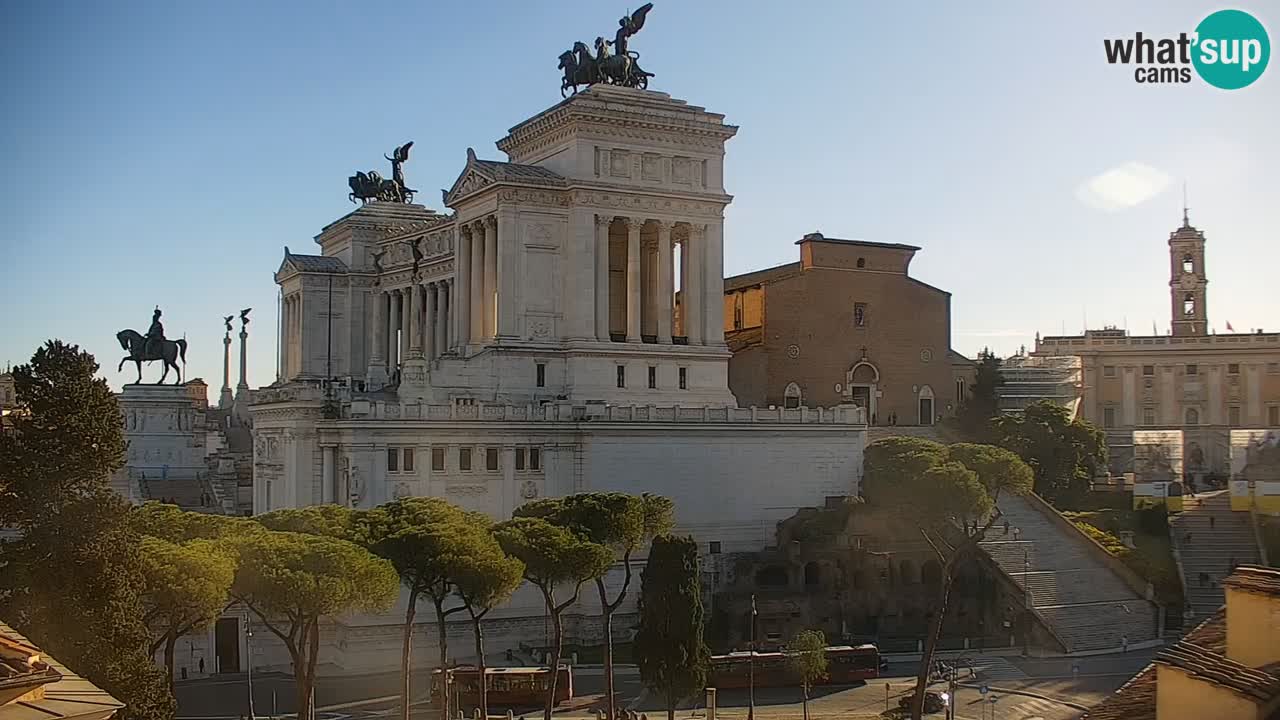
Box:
847, 361, 879, 421
918, 385, 935, 426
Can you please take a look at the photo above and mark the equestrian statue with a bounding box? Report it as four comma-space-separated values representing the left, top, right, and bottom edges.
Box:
117, 306, 188, 384
348, 141, 416, 204
559, 4, 655, 97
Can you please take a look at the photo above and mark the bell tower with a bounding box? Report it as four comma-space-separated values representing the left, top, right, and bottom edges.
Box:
1169, 207, 1208, 337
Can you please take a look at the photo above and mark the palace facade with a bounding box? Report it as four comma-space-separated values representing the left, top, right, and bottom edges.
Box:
247, 85, 869, 674
1032, 215, 1280, 478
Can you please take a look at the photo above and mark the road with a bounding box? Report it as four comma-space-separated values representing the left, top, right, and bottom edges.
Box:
177, 650, 1157, 720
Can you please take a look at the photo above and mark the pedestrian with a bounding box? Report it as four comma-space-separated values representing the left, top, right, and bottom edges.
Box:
1209, 516, 1215, 530
1003, 520, 1010, 536
199, 657, 205, 674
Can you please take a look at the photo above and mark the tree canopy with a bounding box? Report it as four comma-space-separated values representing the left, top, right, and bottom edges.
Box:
993, 401, 1107, 502
954, 348, 1003, 439
633, 535, 708, 720
0, 341, 173, 720
787, 628, 829, 720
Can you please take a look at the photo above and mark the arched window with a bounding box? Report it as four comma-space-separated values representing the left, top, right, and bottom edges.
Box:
804, 561, 821, 587
1183, 293, 1196, 316
1185, 408, 1199, 426
756, 565, 789, 587
921, 560, 942, 587
1182, 255, 1194, 274
899, 559, 916, 584
784, 382, 802, 409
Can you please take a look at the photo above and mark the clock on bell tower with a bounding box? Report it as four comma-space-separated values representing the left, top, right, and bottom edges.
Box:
1169, 207, 1208, 337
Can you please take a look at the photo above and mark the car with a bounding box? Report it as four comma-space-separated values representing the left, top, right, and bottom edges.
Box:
898, 691, 946, 714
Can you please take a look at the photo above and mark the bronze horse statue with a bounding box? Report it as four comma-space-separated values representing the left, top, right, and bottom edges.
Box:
116, 329, 187, 385
559, 40, 652, 97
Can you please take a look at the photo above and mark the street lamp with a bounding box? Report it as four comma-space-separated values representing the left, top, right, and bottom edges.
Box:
245, 614, 256, 720
748, 594, 757, 720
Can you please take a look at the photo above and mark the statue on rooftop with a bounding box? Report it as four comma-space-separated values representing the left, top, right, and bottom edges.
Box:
348, 142, 416, 204
559, 4, 655, 97
116, 307, 188, 384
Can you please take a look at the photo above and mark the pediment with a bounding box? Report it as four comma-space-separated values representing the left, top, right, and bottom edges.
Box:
444, 148, 495, 207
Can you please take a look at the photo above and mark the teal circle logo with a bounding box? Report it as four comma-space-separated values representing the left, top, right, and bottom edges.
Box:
1192, 9, 1270, 89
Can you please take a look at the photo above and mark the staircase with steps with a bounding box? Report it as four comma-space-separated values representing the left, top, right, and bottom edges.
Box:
979, 493, 1161, 652
1170, 489, 1262, 620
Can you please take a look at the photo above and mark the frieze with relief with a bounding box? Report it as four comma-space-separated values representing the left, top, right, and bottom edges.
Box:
572, 191, 724, 218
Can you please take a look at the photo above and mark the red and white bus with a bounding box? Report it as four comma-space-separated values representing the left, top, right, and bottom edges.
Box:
709, 644, 881, 689
430, 665, 573, 708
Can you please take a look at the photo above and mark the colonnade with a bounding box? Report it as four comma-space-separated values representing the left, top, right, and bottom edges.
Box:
369, 277, 455, 373
281, 293, 303, 379
595, 215, 721, 346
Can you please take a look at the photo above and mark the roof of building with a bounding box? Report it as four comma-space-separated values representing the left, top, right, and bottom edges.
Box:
723, 262, 802, 293
282, 252, 348, 274
0, 631, 60, 700
1154, 641, 1280, 703
947, 350, 974, 366
794, 232, 921, 252
1222, 565, 1280, 598
0, 622, 123, 720
472, 159, 566, 186
1081, 609, 1226, 720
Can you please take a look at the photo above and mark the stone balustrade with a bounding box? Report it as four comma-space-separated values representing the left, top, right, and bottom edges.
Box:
345, 400, 866, 425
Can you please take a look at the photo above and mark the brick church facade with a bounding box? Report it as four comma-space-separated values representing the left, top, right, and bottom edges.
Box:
723, 232, 974, 425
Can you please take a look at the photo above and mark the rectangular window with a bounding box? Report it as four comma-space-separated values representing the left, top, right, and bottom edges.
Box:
1143, 365, 1155, 377
486, 447, 499, 472
1143, 407, 1156, 426
431, 447, 445, 472
1103, 407, 1116, 428
709, 541, 722, 555
536, 363, 546, 388
530, 448, 541, 470
402, 448, 414, 473
1103, 365, 1116, 378
1269, 362, 1280, 375
1186, 364, 1198, 376
387, 448, 399, 473
617, 365, 626, 388
853, 303, 867, 328
648, 366, 657, 389
1269, 406, 1279, 427
679, 367, 688, 390
515, 448, 526, 470
1229, 406, 1241, 426
459, 447, 472, 472
1228, 363, 1240, 375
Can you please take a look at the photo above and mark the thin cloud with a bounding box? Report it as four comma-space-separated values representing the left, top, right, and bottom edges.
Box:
1076, 162, 1171, 212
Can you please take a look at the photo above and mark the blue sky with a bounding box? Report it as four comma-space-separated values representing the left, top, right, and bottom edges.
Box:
2, 1, 1277, 391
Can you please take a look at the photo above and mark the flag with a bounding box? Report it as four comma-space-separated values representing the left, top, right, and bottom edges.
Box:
1227, 321, 1235, 332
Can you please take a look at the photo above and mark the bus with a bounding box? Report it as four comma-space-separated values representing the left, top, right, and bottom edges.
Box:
709, 644, 881, 689
430, 665, 573, 709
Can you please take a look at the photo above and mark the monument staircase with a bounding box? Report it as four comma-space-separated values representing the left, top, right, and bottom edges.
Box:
979, 493, 1161, 652
1170, 489, 1262, 621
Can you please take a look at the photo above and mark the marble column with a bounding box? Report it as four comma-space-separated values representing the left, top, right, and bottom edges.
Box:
238, 321, 249, 389
423, 281, 436, 361
686, 224, 704, 345
657, 221, 674, 344
626, 217, 641, 342
409, 283, 423, 356
595, 215, 612, 341
497, 210, 518, 339
370, 290, 386, 372
470, 223, 485, 343
321, 445, 335, 505
456, 226, 472, 350
388, 289, 401, 370
703, 221, 725, 345
436, 280, 449, 358
483, 216, 498, 340
280, 297, 290, 380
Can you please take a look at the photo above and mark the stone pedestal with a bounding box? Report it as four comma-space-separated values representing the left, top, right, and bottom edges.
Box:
117, 383, 210, 505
